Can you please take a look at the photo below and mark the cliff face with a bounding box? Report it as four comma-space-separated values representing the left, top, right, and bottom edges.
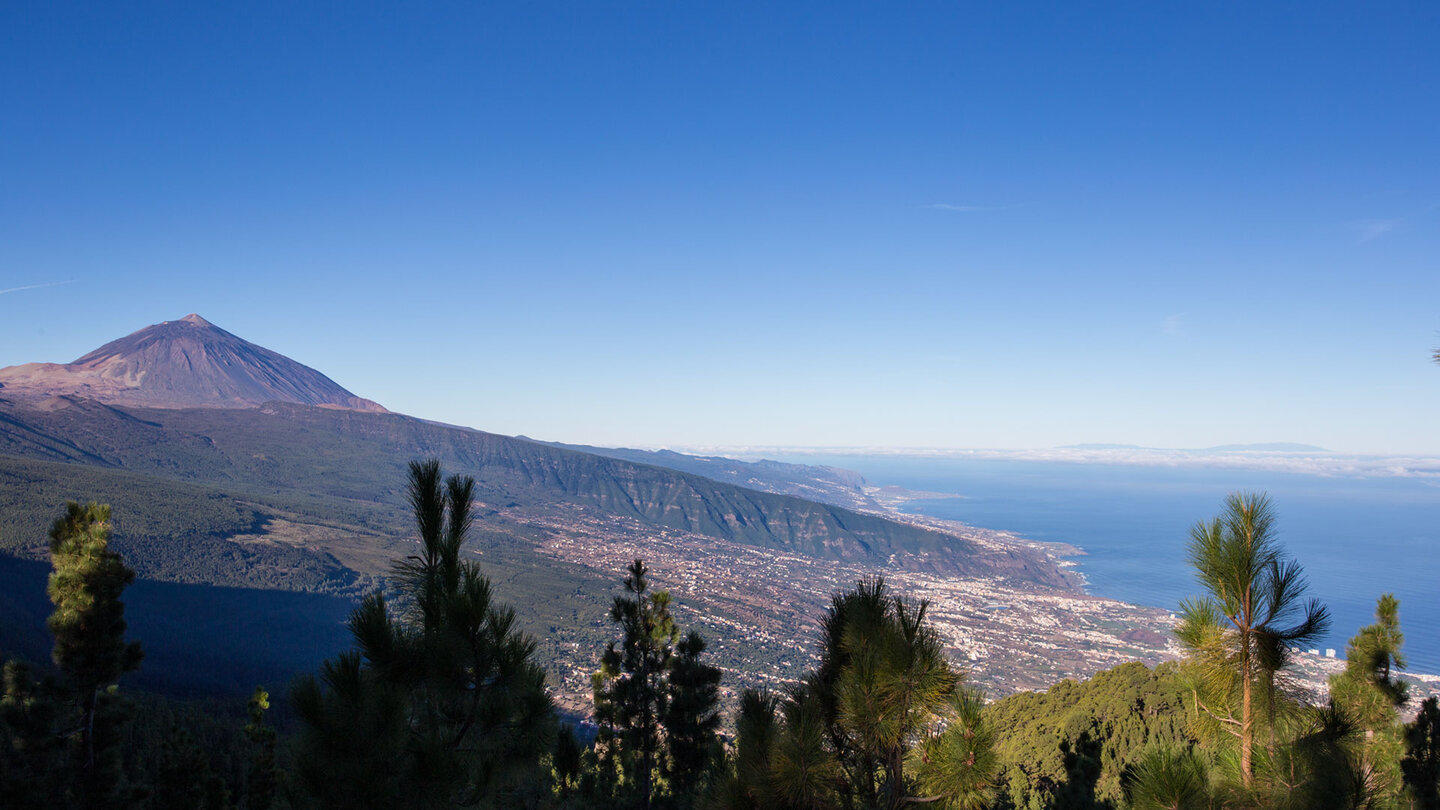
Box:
0, 314, 384, 412
538, 442, 881, 512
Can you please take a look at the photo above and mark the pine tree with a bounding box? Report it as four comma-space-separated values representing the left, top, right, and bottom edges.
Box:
909, 687, 997, 810
1174, 492, 1328, 787
45, 501, 144, 809
593, 559, 677, 810
149, 725, 230, 810
711, 689, 780, 809
592, 559, 722, 810
769, 685, 842, 810
1334, 593, 1408, 719
554, 723, 584, 802
1122, 747, 1214, 810
1327, 595, 1410, 805
292, 651, 409, 809
243, 686, 278, 810
1405, 699, 1440, 810
799, 577, 990, 810
737, 578, 995, 810
294, 460, 555, 808
0, 660, 65, 809
664, 630, 723, 799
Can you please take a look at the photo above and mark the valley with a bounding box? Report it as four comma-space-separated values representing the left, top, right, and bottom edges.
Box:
1, 315, 1429, 717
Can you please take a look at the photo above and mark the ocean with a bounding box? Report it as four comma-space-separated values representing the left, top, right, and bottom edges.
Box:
766, 453, 1440, 675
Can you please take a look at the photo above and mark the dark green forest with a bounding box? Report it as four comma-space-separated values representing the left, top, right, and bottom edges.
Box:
3, 471, 1438, 809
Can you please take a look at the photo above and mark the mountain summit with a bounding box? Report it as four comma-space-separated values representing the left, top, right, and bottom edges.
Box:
0, 314, 385, 412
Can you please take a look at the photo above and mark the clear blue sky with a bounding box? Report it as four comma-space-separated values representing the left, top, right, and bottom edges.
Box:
2, 2, 1437, 453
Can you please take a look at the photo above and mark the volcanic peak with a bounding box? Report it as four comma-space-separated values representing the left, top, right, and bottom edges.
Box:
0, 314, 385, 412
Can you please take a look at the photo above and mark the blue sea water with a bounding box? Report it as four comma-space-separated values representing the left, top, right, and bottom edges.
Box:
769, 454, 1440, 675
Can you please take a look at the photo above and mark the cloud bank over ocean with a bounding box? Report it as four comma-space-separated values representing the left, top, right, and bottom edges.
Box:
678, 445, 1440, 481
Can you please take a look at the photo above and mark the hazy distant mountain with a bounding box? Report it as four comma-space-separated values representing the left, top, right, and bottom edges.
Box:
1060, 442, 1329, 453
0, 314, 385, 412
1201, 443, 1328, 452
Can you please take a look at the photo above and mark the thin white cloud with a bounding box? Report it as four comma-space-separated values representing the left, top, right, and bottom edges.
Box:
925, 203, 1021, 213
1352, 219, 1404, 242
1161, 314, 1184, 336
0, 280, 76, 296
676, 445, 1440, 481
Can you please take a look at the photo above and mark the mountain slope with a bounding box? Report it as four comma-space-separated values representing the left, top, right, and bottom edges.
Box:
0, 399, 1062, 584
0, 314, 1068, 584
536, 441, 880, 512
0, 315, 1078, 703
0, 314, 383, 411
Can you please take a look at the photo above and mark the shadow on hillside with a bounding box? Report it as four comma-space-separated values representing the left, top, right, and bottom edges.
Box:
0, 553, 355, 699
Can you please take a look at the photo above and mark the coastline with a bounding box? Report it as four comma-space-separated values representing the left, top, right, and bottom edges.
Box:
858, 482, 1440, 711
861, 484, 1091, 593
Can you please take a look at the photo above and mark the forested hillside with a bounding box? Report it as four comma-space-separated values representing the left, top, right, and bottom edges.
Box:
5, 462, 1439, 808
540, 441, 881, 512
0, 398, 1054, 583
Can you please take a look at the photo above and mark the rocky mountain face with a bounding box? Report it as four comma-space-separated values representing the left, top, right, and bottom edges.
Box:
0, 314, 384, 412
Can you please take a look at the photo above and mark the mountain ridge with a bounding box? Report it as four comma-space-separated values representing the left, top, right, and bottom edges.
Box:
0, 398, 1065, 584
533, 439, 880, 512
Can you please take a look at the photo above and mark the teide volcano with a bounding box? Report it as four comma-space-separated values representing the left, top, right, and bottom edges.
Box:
0, 314, 384, 412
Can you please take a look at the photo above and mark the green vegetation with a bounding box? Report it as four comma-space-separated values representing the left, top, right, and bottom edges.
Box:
291, 460, 555, 808
37, 502, 144, 808
984, 661, 1194, 808
0, 398, 1049, 582
589, 559, 722, 809
0, 500, 272, 808
0, 389, 1081, 715
1, 389, 1066, 704
1327, 595, 1411, 802
1174, 492, 1329, 785
0, 455, 369, 595
709, 577, 996, 810
6, 480, 1440, 808
243, 687, 279, 810
1405, 698, 1440, 807
1115, 494, 1420, 808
